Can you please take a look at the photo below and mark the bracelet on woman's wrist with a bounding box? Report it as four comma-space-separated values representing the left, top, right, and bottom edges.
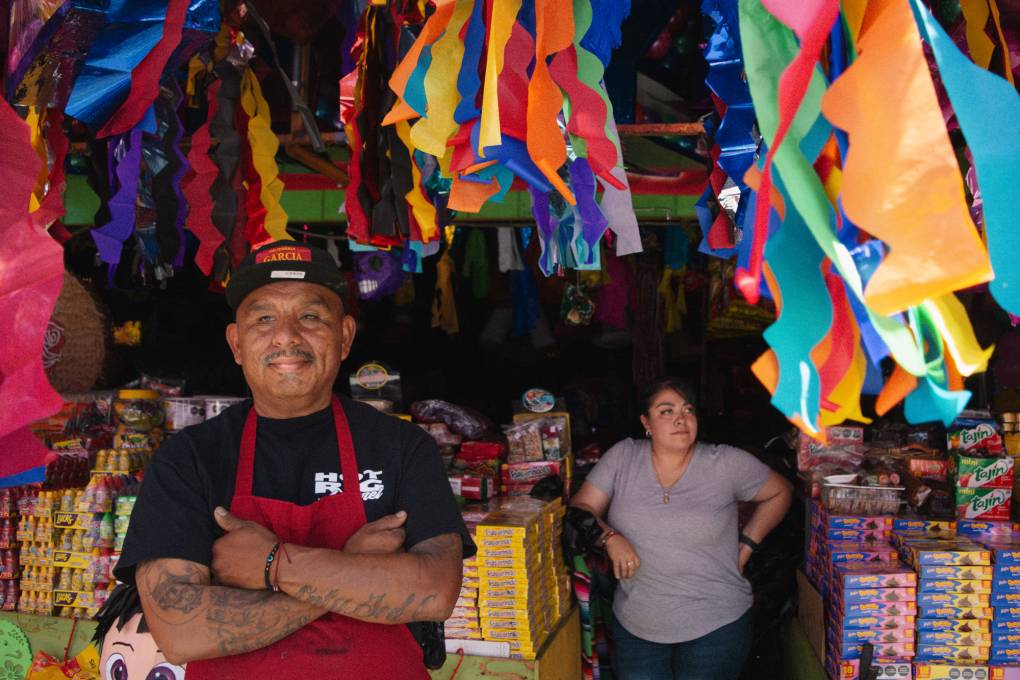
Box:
739, 533, 759, 552
599, 529, 618, 548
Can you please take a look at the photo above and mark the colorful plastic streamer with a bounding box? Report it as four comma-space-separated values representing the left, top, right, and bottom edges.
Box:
822, 0, 993, 316
0, 99, 64, 478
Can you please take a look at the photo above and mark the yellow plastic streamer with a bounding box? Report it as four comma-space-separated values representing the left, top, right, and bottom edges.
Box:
409, 0, 475, 157
431, 249, 459, 334
657, 268, 687, 333
821, 0, 993, 316
478, 0, 522, 153
960, 0, 996, 69
240, 68, 289, 244
922, 295, 995, 376
26, 107, 48, 213
384, 0, 456, 124
960, 0, 1015, 85
394, 120, 440, 243
841, 0, 868, 42
819, 335, 872, 427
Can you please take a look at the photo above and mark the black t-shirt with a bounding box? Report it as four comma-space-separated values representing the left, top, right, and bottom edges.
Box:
116, 395, 474, 585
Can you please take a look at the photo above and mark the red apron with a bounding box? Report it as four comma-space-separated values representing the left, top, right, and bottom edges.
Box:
187, 397, 428, 680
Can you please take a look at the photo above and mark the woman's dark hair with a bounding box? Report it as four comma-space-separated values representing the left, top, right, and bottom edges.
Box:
639, 377, 697, 416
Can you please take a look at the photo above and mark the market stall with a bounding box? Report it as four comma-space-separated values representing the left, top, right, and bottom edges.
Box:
0, 0, 1018, 678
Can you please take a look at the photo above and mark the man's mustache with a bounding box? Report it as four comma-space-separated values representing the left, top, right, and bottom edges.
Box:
262, 349, 314, 366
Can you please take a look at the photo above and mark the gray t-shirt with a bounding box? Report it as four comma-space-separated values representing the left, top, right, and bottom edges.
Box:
586, 438, 771, 643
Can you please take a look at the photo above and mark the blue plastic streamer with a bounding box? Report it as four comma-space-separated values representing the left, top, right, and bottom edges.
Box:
65, 0, 172, 130
909, 0, 1020, 317
579, 0, 630, 68
0, 466, 46, 489
454, 0, 485, 124
664, 226, 690, 270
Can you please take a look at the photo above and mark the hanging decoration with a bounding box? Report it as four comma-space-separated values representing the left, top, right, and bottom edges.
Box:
0, 97, 65, 480
368, 0, 640, 273
709, 0, 1019, 437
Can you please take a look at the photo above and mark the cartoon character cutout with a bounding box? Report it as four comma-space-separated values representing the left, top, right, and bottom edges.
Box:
93, 584, 185, 680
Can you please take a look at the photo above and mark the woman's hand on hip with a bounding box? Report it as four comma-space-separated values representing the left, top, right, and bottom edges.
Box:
738, 544, 753, 574
606, 534, 641, 580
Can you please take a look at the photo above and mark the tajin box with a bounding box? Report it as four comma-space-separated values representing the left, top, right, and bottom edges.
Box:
958, 456, 1014, 489
957, 487, 1012, 521
948, 417, 1004, 455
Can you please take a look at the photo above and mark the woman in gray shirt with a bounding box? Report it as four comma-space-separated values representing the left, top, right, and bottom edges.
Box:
570, 377, 793, 680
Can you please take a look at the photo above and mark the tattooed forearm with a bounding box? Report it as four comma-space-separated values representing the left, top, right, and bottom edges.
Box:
136, 558, 326, 663
139, 560, 207, 623
291, 588, 428, 623
277, 533, 463, 623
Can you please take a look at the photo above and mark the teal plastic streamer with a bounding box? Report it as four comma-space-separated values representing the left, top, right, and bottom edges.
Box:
761, 178, 831, 433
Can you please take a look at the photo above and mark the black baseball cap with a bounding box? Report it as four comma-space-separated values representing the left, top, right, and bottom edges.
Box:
225, 241, 344, 309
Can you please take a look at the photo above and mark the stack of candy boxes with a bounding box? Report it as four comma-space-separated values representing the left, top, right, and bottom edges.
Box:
806, 500, 894, 597
807, 501, 917, 679
895, 526, 994, 676
444, 507, 486, 643
475, 498, 564, 660
958, 520, 1020, 672
825, 561, 917, 680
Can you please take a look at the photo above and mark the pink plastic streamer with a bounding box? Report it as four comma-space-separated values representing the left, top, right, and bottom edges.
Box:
0, 99, 64, 476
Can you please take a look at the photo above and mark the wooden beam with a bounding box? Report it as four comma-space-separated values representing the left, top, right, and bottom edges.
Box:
616, 122, 705, 137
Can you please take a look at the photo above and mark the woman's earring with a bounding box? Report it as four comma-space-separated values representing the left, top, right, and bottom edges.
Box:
645, 430, 651, 437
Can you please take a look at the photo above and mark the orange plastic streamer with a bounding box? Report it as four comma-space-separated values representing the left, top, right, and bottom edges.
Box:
526, 0, 575, 205
821, 0, 992, 316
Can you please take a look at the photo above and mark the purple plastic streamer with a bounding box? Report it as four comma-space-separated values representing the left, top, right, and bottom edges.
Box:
567, 157, 608, 256
92, 127, 143, 267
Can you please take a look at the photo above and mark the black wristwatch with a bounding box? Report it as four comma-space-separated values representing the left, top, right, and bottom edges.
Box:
739, 533, 759, 551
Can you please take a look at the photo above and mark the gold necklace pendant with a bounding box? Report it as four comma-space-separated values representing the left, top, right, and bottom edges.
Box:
662, 492, 670, 504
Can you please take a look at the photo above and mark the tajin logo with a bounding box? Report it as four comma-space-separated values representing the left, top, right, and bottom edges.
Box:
972, 459, 1012, 483
971, 489, 1009, 512
255, 246, 312, 264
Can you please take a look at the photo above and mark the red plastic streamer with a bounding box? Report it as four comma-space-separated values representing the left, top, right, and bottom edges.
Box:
735, 0, 839, 303
183, 79, 224, 274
